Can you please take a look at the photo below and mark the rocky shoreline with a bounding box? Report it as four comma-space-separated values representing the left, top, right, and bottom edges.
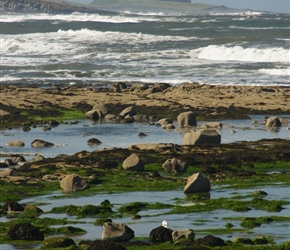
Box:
0, 82, 290, 249
1, 82, 289, 129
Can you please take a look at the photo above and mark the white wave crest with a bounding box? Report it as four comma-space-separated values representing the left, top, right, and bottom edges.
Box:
258, 68, 290, 76
195, 45, 289, 63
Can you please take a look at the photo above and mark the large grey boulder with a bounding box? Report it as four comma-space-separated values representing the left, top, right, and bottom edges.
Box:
265, 117, 282, 127
102, 222, 134, 242
183, 129, 221, 145
31, 139, 54, 148
6, 140, 25, 147
177, 111, 197, 127
60, 174, 88, 192
184, 172, 210, 193
122, 154, 144, 171
162, 158, 188, 173
172, 229, 195, 242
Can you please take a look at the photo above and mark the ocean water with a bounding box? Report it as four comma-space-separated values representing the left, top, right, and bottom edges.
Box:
1, 10, 289, 87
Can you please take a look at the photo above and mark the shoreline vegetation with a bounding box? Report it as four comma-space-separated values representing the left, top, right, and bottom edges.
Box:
0, 82, 290, 249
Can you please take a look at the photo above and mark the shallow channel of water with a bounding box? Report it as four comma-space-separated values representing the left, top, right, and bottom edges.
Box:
1, 115, 289, 161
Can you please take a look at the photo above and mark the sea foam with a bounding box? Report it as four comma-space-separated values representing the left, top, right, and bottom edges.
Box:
195, 45, 289, 63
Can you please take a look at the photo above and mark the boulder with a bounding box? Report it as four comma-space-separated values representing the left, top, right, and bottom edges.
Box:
198, 235, 225, 246
2, 201, 24, 212
265, 117, 282, 127
41, 237, 76, 249
183, 129, 221, 145
172, 229, 195, 242
149, 226, 173, 243
119, 106, 136, 118
122, 154, 144, 171
162, 123, 175, 130
162, 158, 188, 173
278, 117, 289, 125
6, 140, 25, 147
60, 174, 88, 192
86, 109, 100, 120
157, 118, 173, 126
31, 139, 54, 148
87, 138, 102, 145
92, 104, 109, 118
7, 223, 44, 240
105, 114, 117, 120
80, 239, 127, 250
201, 122, 223, 129
31, 154, 45, 162
102, 222, 134, 242
177, 111, 197, 127
0, 169, 18, 177
184, 172, 210, 193
4, 155, 26, 166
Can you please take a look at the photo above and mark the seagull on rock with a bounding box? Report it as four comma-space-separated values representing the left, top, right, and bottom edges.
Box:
162, 220, 168, 228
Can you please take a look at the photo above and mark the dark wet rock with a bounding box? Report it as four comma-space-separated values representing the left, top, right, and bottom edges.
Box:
6, 140, 25, 147
198, 235, 226, 246
2, 201, 24, 212
138, 132, 148, 137
183, 129, 221, 145
172, 229, 195, 242
252, 190, 268, 196
0, 162, 8, 168
22, 126, 31, 132
122, 153, 144, 171
177, 111, 197, 127
80, 239, 127, 250
109, 82, 127, 92
4, 155, 26, 166
102, 222, 134, 242
41, 237, 75, 248
162, 123, 175, 130
7, 222, 44, 240
31, 139, 54, 148
60, 174, 89, 192
162, 158, 188, 173
145, 82, 171, 93
149, 226, 173, 243
48, 120, 60, 127
184, 172, 210, 193
87, 138, 102, 145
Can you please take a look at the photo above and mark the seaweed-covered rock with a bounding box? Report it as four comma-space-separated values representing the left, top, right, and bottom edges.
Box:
149, 226, 173, 243
102, 222, 134, 242
80, 240, 127, 250
7, 223, 44, 240
198, 235, 225, 246
41, 237, 75, 249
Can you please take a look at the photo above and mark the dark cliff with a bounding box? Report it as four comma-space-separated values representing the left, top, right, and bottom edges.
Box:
0, 0, 106, 14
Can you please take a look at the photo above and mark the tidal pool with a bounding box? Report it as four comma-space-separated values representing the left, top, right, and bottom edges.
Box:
1, 115, 289, 161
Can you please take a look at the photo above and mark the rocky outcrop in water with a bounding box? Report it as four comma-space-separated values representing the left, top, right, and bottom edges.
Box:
0, 0, 107, 14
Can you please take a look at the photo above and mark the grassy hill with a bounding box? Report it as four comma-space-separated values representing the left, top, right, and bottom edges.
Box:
90, 0, 237, 14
